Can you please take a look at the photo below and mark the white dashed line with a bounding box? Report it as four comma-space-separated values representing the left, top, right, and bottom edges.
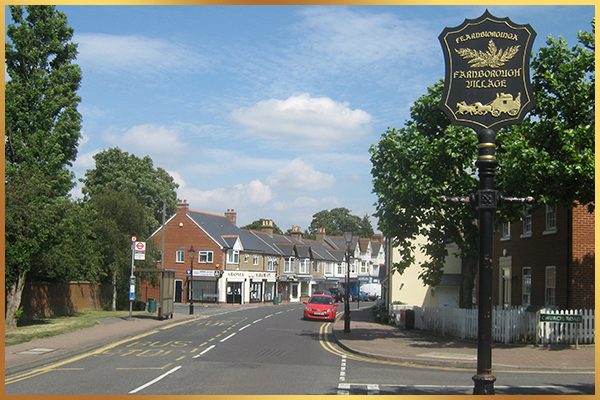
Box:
220, 333, 236, 343
264, 314, 273, 319
253, 318, 263, 324
239, 324, 252, 331
129, 366, 182, 393
193, 345, 216, 358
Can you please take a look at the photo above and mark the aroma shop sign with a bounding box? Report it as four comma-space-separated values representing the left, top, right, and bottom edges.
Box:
439, 11, 536, 130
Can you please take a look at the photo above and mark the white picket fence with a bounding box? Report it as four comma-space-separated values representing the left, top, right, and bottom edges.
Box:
390, 305, 594, 345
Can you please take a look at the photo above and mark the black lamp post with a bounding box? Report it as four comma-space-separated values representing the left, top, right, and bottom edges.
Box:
343, 230, 353, 333
188, 245, 195, 315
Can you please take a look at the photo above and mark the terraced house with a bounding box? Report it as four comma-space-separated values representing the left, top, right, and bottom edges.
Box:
142, 201, 381, 305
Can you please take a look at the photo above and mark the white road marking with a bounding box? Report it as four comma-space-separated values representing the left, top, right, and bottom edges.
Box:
264, 314, 273, 319
129, 365, 182, 393
238, 324, 252, 331
193, 345, 216, 358
220, 333, 236, 343
252, 318, 263, 324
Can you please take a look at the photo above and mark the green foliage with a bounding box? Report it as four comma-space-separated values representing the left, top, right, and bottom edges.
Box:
90, 190, 149, 308
5, 6, 82, 327
497, 21, 595, 211
370, 21, 595, 308
81, 147, 178, 235
242, 219, 284, 235
308, 208, 374, 238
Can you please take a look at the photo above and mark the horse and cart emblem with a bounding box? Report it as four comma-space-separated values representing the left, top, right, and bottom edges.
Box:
456, 92, 521, 117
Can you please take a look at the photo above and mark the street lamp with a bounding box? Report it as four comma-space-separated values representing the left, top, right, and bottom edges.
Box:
343, 230, 353, 333
188, 245, 195, 315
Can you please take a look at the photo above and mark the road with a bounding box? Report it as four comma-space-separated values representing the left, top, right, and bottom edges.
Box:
5, 303, 594, 395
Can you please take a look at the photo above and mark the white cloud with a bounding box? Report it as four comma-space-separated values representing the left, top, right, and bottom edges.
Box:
297, 7, 437, 66
167, 170, 186, 189
181, 179, 273, 209
267, 158, 335, 192
230, 93, 372, 150
75, 33, 206, 75
104, 124, 188, 159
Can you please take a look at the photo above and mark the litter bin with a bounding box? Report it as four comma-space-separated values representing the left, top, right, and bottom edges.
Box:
147, 298, 157, 313
273, 295, 281, 305
405, 309, 415, 330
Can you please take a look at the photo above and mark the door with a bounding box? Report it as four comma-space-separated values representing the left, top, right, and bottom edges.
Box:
174, 279, 183, 303
227, 282, 243, 304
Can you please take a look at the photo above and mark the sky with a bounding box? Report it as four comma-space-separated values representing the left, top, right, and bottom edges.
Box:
9, 5, 594, 233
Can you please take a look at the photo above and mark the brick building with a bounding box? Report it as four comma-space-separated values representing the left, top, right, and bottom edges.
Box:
492, 203, 594, 310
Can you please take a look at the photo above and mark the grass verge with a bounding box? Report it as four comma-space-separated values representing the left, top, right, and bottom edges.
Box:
6, 310, 146, 346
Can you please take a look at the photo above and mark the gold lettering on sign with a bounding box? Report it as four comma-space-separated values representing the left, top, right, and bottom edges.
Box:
455, 31, 519, 44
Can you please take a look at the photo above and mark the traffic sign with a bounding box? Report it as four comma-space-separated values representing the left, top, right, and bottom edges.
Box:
131, 236, 137, 242
135, 242, 146, 251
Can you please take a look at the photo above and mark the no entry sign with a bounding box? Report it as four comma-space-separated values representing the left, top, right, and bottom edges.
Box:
439, 10, 536, 130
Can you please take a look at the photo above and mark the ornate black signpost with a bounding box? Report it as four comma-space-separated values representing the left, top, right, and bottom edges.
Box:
439, 11, 535, 395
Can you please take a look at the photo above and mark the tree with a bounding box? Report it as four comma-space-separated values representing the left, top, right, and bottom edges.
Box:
242, 219, 284, 235
497, 21, 595, 210
5, 6, 82, 328
90, 190, 148, 310
81, 148, 179, 236
308, 208, 375, 238
370, 81, 480, 307
370, 21, 594, 307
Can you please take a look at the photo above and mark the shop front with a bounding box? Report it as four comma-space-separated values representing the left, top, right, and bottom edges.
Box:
220, 270, 277, 304
248, 271, 277, 303
188, 269, 221, 303
277, 275, 300, 302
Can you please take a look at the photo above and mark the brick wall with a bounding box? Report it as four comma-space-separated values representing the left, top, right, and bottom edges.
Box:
569, 205, 595, 309
21, 282, 112, 319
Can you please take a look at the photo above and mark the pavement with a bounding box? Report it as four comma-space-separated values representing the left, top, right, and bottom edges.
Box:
5, 302, 595, 378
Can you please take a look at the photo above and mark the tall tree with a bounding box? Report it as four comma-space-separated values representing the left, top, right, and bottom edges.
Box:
90, 190, 148, 310
370, 82, 480, 307
81, 147, 179, 236
308, 208, 374, 238
5, 6, 82, 328
497, 22, 595, 210
370, 22, 595, 307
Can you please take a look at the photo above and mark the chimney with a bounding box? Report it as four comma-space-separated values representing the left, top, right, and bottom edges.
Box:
224, 209, 237, 225
176, 199, 189, 214
316, 227, 326, 242
261, 219, 274, 235
291, 225, 302, 240
372, 234, 384, 243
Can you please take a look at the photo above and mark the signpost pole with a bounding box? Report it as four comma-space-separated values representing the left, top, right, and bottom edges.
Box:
473, 128, 498, 394
129, 241, 135, 320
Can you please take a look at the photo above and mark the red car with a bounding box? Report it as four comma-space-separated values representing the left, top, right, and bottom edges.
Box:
303, 294, 339, 321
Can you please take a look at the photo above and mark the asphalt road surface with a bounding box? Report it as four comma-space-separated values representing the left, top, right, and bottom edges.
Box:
5, 303, 594, 395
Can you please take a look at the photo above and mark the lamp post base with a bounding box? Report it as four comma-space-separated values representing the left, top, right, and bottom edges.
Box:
189, 303, 194, 315
472, 374, 496, 394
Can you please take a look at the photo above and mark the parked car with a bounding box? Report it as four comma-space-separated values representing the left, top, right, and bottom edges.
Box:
303, 294, 339, 322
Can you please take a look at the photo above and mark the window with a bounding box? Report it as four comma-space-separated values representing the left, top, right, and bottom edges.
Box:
284, 257, 294, 273
522, 267, 531, 307
227, 249, 239, 264
299, 258, 309, 274
545, 266, 556, 307
267, 257, 276, 272
253, 255, 259, 265
360, 261, 367, 274
176, 249, 185, 263
545, 204, 557, 233
325, 262, 333, 275
243, 254, 249, 263
522, 209, 532, 237
501, 221, 511, 240
313, 261, 320, 273
337, 263, 343, 275
198, 251, 213, 263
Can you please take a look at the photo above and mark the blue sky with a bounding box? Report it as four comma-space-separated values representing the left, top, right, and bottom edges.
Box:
23, 5, 594, 232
